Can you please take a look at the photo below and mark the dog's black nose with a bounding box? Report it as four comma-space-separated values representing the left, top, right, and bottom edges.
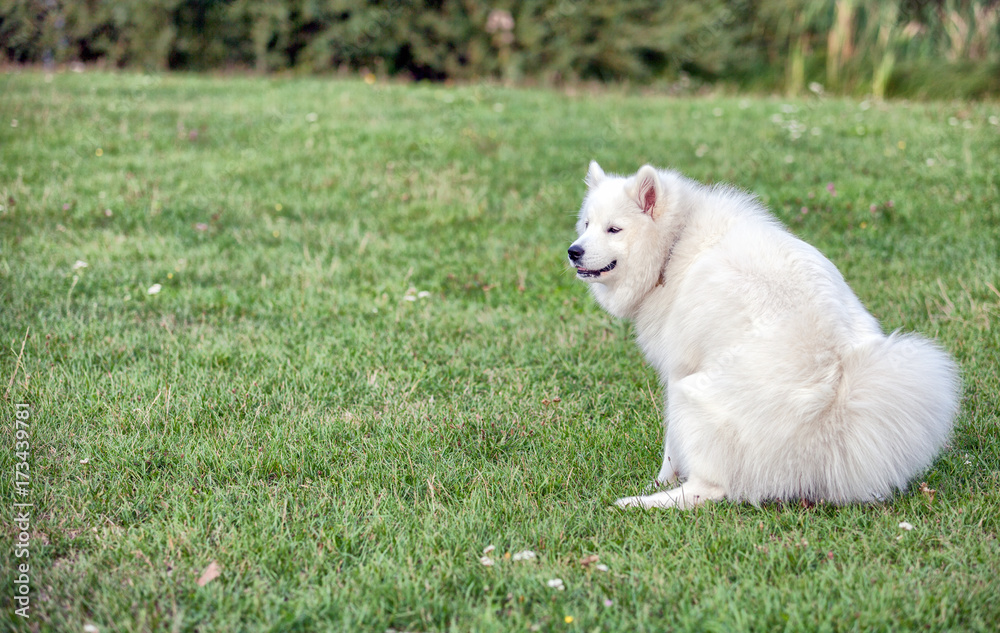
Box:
567, 244, 584, 262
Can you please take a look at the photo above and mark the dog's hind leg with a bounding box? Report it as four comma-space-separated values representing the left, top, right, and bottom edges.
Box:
615, 478, 725, 510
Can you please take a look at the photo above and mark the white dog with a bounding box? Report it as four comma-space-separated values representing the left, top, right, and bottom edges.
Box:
568, 162, 960, 509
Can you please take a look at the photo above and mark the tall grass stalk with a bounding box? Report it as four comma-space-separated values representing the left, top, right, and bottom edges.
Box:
873, 2, 900, 99
826, 0, 858, 90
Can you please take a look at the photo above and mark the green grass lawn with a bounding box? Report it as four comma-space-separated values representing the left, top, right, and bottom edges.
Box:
1, 70, 998, 632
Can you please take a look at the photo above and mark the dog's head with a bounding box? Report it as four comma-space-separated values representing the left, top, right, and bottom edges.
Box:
568, 161, 669, 317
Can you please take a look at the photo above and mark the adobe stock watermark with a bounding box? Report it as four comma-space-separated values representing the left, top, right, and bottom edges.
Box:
12, 403, 32, 618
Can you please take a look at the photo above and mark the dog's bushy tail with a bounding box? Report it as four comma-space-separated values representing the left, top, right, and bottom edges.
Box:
833, 332, 960, 501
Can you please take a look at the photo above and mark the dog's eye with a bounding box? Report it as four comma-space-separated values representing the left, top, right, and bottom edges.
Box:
607, 226, 621, 234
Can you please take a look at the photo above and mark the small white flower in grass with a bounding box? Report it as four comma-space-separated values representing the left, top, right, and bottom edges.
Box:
512, 550, 536, 562
83, 625, 99, 633
546, 578, 565, 590
808, 82, 824, 95
417, 290, 431, 299
898, 521, 914, 531
712, 108, 723, 117
80, 458, 90, 464
73, 260, 88, 270
989, 115, 998, 126
595, 563, 609, 572
306, 112, 318, 122
695, 144, 709, 158
147, 283, 162, 295
926, 158, 936, 167
479, 544, 496, 565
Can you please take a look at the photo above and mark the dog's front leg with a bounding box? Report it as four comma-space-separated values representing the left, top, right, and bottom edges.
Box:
654, 436, 679, 488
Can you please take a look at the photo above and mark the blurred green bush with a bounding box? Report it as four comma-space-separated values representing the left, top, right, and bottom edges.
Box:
2, 0, 998, 97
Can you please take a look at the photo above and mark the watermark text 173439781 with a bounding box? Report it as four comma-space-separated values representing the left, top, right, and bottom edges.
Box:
13, 403, 32, 618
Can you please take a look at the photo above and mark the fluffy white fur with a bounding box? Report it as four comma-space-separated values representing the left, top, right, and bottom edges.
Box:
568, 162, 960, 509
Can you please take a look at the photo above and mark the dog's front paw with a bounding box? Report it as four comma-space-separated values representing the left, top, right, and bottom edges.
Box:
614, 486, 714, 510
614, 495, 647, 509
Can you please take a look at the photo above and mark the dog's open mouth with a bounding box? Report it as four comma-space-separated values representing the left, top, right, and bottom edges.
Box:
576, 260, 617, 278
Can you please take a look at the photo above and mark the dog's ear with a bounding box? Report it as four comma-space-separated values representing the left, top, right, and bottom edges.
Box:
632, 164, 662, 217
585, 160, 606, 189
